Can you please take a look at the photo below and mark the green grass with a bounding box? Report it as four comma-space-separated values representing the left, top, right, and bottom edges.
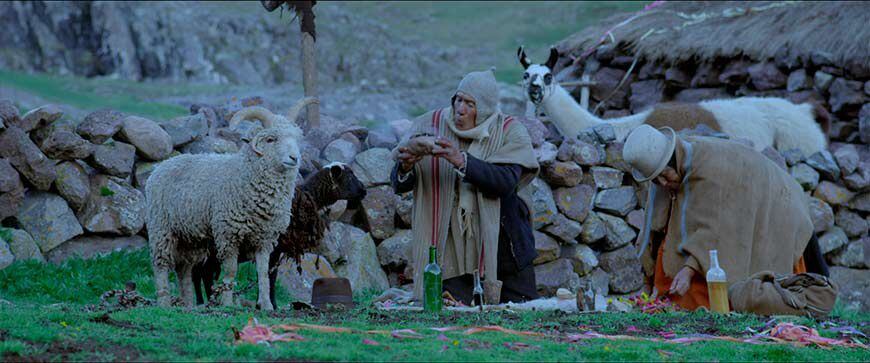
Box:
343, 1, 647, 84
0, 250, 868, 361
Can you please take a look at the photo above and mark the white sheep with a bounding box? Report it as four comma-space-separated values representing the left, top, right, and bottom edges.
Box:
145, 97, 316, 310
518, 47, 829, 156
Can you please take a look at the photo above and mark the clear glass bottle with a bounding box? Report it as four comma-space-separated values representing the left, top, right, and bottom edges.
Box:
423, 246, 442, 313
706, 250, 730, 314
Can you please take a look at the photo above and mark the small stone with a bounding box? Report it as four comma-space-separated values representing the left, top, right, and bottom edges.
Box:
350, 148, 393, 187
322, 138, 360, 165
543, 213, 582, 244
360, 185, 398, 240
590, 166, 623, 189
377, 229, 413, 267
541, 161, 583, 187
813, 181, 855, 207
576, 129, 599, 145
629, 79, 665, 113
810, 51, 834, 67
813, 71, 834, 92
17, 191, 83, 253
604, 142, 631, 172
859, 104, 870, 144
535, 142, 558, 165
790, 163, 820, 191
591, 67, 630, 109
533, 231, 561, 264
833, 144, 860, 175
690, 63, 722, 88
515, 116, 548, 148
849, 192, 870, 213
828, 267, 870, 311
39, 128, 94, 161
0, 100, 20, 129
598, 244, 643, 294
157, 113, 208, 148
0, 159, 24, 211
554, 184, 595, 222
0, 239, 11, 270
835, 210, 868, 238
787, 69, 813, 92
748, 62, 787, 91
718, 60, 750, 85
829, 239, 867, 269
528, 178, 558, 229
626, 209, 645, 230
761, 146, 787, 171
76, 175, 146, 236
87, 140, 136, 178
556, 138, 575, 162
54, 161, 91, 211
818, 227, 849, 255
45, 235, 147, 265
828, 78, 865, 115
782, 148, 806, 166
807, 197, 835, 233
805, 150, 841, 181
0, 126, 57, 190
77, 109, 124, 144
396, 193, 413, 226
0, 228, 44, 263
673, 88, 731, 103
534, 258, 582, 296
592, 124, 616, 144
580, 212, 607, 244
556, 288, 574, 300
117, 116, 174, 161
594, 186, 637, 216
562, 244, 598, 276
844, 165, 870, 191
597, 213, 637, 251
15, 104, 63, 132
571, 140, 605, 166
608, 299, 633, 313
664, 67, 691, 88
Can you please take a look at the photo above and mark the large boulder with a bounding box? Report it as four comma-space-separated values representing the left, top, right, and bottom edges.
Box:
16, 191, 83, 253
543, 213, 582, 244
0, 126, 57, 190
76, 175, 146, 236
562, 244, 598, 276
808, 197, 835, 233
318, 222, 389, 292
835, 209, 868, 238
276, 253, 337, 302
361, 185, 398, 240
0, 100, 20, 129
366, 129, 398, 149
829, 239, 867, 268
0, 228, 44, 262
813, 181, 855, 207
0, 159, 25, 220
829, 267, 870, 311
0, 239, 11, 270
44, 235, 147, 264
15, 104, 63, 132
533, 231, 560, 265
87, 140, 136, 178
117, 116, 173, 161
39, 128, 93, 161
597, 212, 637, 251
553, 184, 595, 223
541, 161, 583, 187
351, 148, 393, 187
54, 161, 92, 211
534, 258, 582, 296
818, 226, 849, 255
76, 109, 124, 144
594, 186, 637, 216
598, 245, 644, 294
377, 229, 413, 267
157, 113, 208, 148
528, 177, 558, 229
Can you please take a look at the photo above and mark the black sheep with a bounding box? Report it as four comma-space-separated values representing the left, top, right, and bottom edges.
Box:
192, 162, 367, 306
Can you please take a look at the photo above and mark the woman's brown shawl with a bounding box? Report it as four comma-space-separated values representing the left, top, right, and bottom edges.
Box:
404, 107, 539, 300
654, 136, 813, 284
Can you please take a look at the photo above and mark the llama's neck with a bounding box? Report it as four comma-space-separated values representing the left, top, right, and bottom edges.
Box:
300, 172, 336, 209
541, 85, 652, 141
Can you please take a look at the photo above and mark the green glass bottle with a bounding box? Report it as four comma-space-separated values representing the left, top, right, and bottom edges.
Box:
423, 246, 442, 313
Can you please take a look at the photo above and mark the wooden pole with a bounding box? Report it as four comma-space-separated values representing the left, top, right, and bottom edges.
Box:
300, 30, 319, 129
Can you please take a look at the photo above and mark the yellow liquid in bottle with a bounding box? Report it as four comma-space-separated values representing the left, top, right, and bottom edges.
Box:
707, 281, 730, 314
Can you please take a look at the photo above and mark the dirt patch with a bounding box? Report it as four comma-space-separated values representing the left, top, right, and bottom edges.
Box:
3, 339, 142, 362
89, 313, 152, 332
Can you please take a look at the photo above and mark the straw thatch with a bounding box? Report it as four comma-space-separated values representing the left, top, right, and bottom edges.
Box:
557, 1, 870, 68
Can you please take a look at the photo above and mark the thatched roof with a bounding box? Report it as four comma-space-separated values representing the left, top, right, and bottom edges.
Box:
557, 1, 869, 68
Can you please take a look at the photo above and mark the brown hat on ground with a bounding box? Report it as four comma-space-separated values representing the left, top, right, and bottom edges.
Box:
311, 277, 355, 309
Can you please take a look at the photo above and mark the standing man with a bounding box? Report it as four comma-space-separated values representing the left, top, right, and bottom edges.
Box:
624, 125, 828, 310
391, 69, 540, 305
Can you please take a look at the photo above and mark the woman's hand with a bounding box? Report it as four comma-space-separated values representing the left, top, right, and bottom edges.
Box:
396, 146, 423, 172
432, 138, 465, 169
669, 266, 695, 296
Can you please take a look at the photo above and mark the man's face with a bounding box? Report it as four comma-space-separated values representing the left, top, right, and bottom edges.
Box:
452, 92, 477, 131
653, 167, 681, 192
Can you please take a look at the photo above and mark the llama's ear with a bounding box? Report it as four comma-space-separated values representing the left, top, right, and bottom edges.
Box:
545, 47, 559, 70
518, 46, 530, 70
311, 159, 323, 170
329, 164, 343, 180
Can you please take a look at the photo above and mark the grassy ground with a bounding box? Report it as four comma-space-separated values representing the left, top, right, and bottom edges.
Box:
0, 250, 867, 361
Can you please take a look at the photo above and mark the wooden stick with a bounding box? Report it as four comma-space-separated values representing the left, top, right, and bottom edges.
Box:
300, 26, 319, 129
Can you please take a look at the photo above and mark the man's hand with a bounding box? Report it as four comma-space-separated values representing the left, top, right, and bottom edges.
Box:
404, 136, 436, 156
432, 138, 464, 168
669, 266, 695, 296
396, 146, 423, 172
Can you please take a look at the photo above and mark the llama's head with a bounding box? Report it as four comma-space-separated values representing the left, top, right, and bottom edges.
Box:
518, 46, 559, 105
305, 161, 367, 204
